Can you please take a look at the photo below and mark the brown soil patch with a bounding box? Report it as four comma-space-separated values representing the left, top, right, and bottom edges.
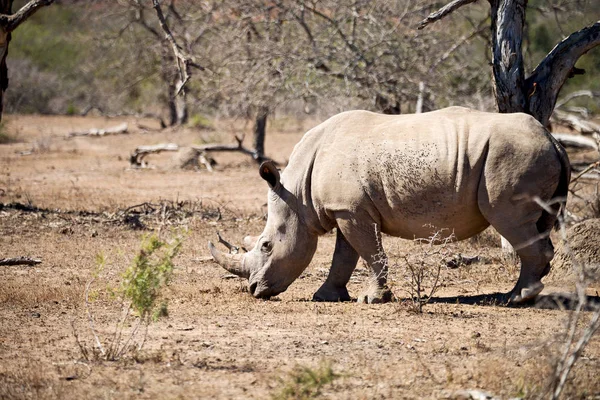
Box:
0, 114, 599, 399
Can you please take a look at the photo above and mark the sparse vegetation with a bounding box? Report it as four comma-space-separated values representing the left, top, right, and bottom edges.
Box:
272, 362, 338, 400
77, 231, 184, 361
382, 227, 457, 313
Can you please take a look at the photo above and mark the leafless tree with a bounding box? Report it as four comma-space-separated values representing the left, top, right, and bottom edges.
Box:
418, 0, 600, 127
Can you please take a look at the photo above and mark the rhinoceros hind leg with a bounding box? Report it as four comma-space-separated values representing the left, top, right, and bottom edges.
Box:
312, 229, 358, 302
487, 219, 554, 305
509, 281, 544, 304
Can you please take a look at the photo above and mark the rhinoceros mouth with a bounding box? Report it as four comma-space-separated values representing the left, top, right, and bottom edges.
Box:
248, 276, 286, 299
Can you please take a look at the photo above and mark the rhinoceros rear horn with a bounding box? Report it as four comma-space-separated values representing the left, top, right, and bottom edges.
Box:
259, 161, 280, 189
208, 241, 250, 279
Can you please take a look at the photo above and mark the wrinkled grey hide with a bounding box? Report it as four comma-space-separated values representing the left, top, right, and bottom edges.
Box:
209, 107, 570, 304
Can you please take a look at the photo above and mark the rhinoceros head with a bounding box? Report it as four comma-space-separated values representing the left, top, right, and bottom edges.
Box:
209, 161, 318, 298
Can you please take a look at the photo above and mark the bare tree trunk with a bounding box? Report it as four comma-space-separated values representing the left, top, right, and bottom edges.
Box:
489, 0, 527, 114
166, 79, 178, 126
253, 106, 268, 162
163, 50, 189, 127
166, 85, 188, 126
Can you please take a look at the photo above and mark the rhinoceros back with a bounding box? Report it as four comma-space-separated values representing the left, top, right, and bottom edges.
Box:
293, 107, 554, 240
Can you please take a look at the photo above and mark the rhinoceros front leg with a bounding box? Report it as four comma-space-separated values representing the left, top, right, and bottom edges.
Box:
335, 214, 395, 304
313, 229, 359, 302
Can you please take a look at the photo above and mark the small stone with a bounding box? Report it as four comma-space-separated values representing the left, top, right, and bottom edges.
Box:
31, 312, 41, 318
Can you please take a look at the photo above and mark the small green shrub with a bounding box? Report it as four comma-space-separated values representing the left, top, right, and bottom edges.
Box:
272, 362, 338, 400
66, 103, 78, 115
78, 231, 184, 361
122, 234, 182, 322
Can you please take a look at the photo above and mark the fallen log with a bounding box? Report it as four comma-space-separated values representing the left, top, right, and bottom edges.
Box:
130, 143, 179, 168
0, 257, 42, 266
129, 134, 273, 170
66, 123, 129, 138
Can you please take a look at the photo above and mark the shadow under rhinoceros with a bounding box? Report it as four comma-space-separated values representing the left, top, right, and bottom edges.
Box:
425, 292, 600, 311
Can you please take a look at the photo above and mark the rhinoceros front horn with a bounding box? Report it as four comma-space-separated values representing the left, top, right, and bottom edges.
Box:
208, 241, 250, 279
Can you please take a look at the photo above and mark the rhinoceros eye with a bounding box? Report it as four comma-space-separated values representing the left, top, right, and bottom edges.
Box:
261, 241, 273, 253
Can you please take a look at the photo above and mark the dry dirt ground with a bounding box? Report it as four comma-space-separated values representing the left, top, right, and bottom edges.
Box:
0, 114, 599, 399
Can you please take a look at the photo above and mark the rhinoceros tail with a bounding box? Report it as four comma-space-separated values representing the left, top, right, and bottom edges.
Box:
537, 135, 571, 233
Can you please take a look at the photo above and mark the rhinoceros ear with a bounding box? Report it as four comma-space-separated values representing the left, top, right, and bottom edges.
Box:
259, 161, 280, 189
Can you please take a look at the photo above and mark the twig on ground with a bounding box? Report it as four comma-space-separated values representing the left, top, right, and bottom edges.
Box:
0, 257, 42, 266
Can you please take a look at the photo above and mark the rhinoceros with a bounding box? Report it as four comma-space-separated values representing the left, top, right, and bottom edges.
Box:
209, 107, 570, 304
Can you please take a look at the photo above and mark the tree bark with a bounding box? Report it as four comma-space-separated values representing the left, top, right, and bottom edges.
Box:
488, 0, 527, 114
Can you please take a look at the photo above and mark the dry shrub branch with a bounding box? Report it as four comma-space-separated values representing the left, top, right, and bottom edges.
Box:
375, 225, 456, 313
402, 228, 456, 313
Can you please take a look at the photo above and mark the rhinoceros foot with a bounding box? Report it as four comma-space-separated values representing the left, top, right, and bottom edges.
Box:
312, 283, 351, 302
357, 286, 396, 304
508, 281, 544, 304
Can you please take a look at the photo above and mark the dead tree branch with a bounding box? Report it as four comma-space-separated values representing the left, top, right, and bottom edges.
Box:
555, 89, 600, 109
571, 160, 600, 184
0, 0, 53, 32
66, 123, 129, 139
526, 20, 600, 126
417, 0, 479, 30
428, 18, 488, 72
129, 134, 272, 169
190, 134, 257, 159
0, 257, 41, 266
151, 0, 203, 97
130, 143, 179, 167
